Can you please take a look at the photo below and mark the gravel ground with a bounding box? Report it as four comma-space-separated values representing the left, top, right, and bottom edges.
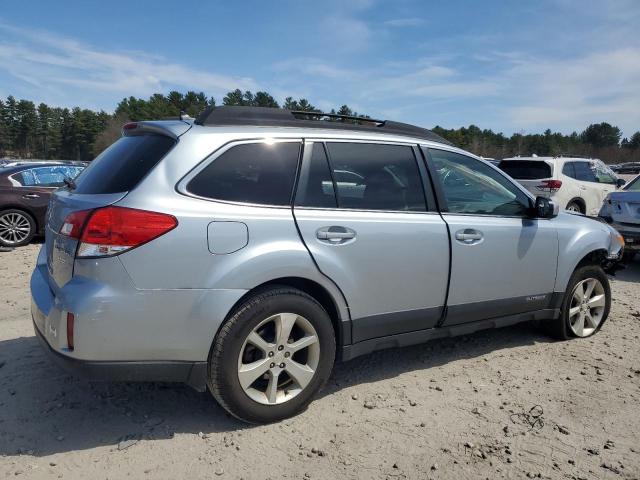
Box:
1, 243, 639, 479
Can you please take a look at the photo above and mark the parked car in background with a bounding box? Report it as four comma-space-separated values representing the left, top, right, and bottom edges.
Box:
612, 162, 640, 175
600, 172, 640, 262
31, 107, 624, 423
498, 156, 624, 216
0, 162, 85, 247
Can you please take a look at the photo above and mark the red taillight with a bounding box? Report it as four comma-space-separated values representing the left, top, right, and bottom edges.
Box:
60, 206, 177, 257
536, 179, 562, 192
60, 210, 91, 238
66, 312, 75, 351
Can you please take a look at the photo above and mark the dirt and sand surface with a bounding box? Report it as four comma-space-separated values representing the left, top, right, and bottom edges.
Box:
1, 243, 639, 479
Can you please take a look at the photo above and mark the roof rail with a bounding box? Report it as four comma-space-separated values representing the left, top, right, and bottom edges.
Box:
194, 106, 452, 145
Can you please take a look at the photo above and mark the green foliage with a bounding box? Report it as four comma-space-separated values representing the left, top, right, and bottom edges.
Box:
0, 90, 638, 163
580, 122, 621, 148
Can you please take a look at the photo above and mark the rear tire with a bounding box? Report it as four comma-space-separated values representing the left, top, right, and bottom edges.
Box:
566, 201, 584, 214
0, 209, 36, 247
207, 287, 336, 424
546, 265, 610, 340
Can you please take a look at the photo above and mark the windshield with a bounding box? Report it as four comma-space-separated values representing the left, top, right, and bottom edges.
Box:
625, 175, 640, 191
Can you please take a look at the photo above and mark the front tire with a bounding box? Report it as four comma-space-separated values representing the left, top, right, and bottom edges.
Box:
547, 265, 611, 340
207, 287, 336, 424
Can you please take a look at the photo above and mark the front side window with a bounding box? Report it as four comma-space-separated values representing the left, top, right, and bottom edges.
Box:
324, 142, 426, 212
591, 161, 617, 185
187, 141, 301, 206
429, 149, 530, 216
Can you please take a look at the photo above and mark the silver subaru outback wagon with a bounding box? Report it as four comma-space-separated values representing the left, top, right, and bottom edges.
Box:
31, 107, 624, 423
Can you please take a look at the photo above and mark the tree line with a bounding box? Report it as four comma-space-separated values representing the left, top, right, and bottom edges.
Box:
1, 91, 638, 163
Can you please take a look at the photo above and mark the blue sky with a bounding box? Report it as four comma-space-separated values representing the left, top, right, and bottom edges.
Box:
1, 0, 639, 136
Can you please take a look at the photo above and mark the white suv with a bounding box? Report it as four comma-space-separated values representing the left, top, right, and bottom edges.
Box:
499, 156, 623, 216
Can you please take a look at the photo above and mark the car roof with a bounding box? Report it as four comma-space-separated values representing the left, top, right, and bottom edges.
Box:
193, 106, 453, 146
501, 156, 591, 162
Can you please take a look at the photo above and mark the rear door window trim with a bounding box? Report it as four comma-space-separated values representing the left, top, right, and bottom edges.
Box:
294, 138, 437, 215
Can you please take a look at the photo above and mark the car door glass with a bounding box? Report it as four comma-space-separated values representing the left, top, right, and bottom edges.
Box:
429, 149, 530, 216
295, 143, 337, 208
573, 162, 597, 182
562, 162, 576, 179
325, 142, 426, 212
591, 161, 617, 185
625, 176, 640, 191
187, 141, 301, 206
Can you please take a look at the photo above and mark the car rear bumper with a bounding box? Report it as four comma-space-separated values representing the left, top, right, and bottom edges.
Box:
30, 244, 246, 389
32, 320, 207, 390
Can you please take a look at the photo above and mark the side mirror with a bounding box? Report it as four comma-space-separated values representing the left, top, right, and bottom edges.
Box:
534, 196, 558, 219
616, 178, 626, 188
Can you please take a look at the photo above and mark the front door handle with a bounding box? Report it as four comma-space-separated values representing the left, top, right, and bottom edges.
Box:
316, 226, 356, 244
22, 193, 40, 199
455, 229, 483, 244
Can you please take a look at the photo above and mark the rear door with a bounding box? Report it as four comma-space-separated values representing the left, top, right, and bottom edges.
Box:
426, 148, 559, 326
293, 140, 450, 343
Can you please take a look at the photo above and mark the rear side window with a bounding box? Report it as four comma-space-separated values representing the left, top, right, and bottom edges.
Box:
498, 160, 552, 179
295, 143, 337, 208
562, 162, 576, 178
324, 143, 426, 212
573, 162, 597, 182
74, 135, 175, 194
187, 142, 301, 206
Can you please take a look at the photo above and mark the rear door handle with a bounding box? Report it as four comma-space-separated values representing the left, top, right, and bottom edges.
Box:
22, 193, 40, 199
455, 229, 483, 244
316, 226, 356, 244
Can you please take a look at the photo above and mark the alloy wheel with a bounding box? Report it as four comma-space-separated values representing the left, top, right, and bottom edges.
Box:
568, 278, 606, 337
0, 212, 31, 245
566, 204, 581, 213
237, 313, 320, 405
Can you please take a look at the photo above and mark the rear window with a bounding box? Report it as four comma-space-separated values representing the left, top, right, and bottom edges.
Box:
73, 135, 175, 194
498, 160, 552, 179
186, 141, 301, 206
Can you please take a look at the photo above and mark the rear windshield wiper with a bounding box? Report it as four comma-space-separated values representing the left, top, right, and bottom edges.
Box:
63, 177, 77, 190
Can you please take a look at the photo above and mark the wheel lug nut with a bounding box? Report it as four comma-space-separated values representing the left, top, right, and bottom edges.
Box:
270, 362, 275, 368
279, 362, 285, 368
268, 351, 274, 357
284, 352, 290, 358
277, 345, 284, 351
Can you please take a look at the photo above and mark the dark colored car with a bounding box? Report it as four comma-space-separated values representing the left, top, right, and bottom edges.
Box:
0, 162, 85, 247
612, 162, 640, 174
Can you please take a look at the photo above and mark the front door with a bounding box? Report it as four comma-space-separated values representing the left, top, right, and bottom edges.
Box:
293, 140, 450, 343
425, 148, 559, 326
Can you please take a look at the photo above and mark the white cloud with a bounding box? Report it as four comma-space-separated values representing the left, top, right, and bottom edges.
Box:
0, 23, 258, 109
384, 18, 424, 27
